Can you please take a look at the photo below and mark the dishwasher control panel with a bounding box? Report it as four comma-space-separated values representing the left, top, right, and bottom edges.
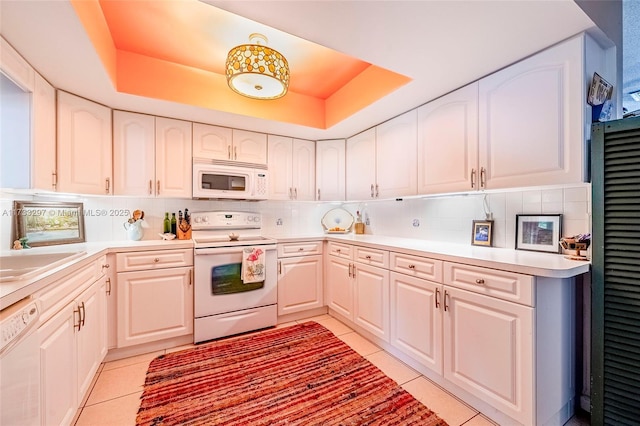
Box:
1, 299, 39, 353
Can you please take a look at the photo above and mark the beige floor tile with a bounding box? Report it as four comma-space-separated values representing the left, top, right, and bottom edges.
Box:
366, 351, 420, 385
312, 316, 353, 336
102, 351, 162, 371
462, 413, 499, 426
86, 362, 149, 405
166, 343, 197, 354
76, 392, 142, 426
402, 376, 477, 426
275, 321, 298, 329
302, 314, 332, 323
338, 331, 382, 357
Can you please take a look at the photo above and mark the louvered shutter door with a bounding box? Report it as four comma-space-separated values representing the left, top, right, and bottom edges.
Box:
591, 116, 640, 426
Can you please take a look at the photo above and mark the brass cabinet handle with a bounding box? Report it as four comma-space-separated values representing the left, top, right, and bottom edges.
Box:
102, 264, 110, 270
375, 184, 379, 198
149, 179, 152, 195
365, 255, 372, 260
480, 167, 486, 188
471, 168, 476, 189
157, 180, 160, 195
370, 184, 374, 198
52, 171, 57, 189
74, 306, 82, 331
336, 249, 341, 253
106, 277, 111, 295
317, 188, 321, 200
189, 269, 193, 286
234, 146, 238, 160
289, 188, 293, 199
348, 263, 352, 278
408, 264, 416, 269
154, 258, 160, 263
294, 188, 298, 199
475, 278, 485, 285
80, 302, 86, 327
352, 264, 356, 278
278, 261, 282, 274
444, 290, 450, 312
298, 247, 304, 251
105, 178, 110, 194
435, 288, 441, 309
228, 145, 231, 159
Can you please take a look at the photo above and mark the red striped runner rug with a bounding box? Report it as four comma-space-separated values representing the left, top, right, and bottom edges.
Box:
137, 321, 448, 425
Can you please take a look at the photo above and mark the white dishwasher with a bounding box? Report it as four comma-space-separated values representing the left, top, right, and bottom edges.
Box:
0, 297, 41, 425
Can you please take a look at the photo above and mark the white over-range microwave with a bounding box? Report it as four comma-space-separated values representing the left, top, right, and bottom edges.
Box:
193, 162, 268, 200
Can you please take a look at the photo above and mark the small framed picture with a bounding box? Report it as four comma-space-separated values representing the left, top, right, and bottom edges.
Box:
13, 201, 86, 247
472, 220, 494, 247
515, 214, 562, 253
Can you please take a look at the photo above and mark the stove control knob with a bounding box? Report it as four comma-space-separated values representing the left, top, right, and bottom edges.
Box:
194, 217, 201, 223
202, 217, 209, 223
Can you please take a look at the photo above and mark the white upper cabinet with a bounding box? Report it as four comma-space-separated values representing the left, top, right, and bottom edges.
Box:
57, 91, 112, 195
478, 35, 585, 189
113, 111, 155, 196
32, 73, 57, 191
114, 112, 191, 197
315, 139, 345, 201
192, 123, 232, 161
292, 139, 316, 200
267, 135, 293, 200
346, 128, 376, 200
418, 83, 479, 194
375, 110, 417, 198
346, 111, 418, 201
193, 124, 267, 164
233, 129, 267, 164
155, 117, 192, 198
268, 136, 315, 200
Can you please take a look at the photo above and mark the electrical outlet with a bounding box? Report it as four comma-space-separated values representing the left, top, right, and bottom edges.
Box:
413, 219, 420, 227
276, 218, 283, 226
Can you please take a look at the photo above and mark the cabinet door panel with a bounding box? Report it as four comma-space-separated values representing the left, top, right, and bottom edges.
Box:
155, 117, 192, 198
76, 283, 101, 400
113, 111, 155, 196
346, 129, 376, 200
326, 257, 353, 320
232, 129, 267, 164
376, 110, 417, 198
316, 139, 345, 201
479, 36, 583, 189
117, 267, 193, 347
193, 123, 232, 161
277, 255, 323, 315
32, 73, 56, 191
418, 83, 478, 194
390, 273, 442, 374
443, 287, 533, 425
57, 91, 112, 195
353, 263, 389, 341
267, 135, 293, 200
292, 139, 316, 201
38, 304, 77, 426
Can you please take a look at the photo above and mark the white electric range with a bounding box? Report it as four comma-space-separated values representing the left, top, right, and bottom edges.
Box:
191, 211, 277, 343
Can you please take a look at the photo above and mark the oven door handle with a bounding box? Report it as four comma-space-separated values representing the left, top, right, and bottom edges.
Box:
195, 246, 276, 255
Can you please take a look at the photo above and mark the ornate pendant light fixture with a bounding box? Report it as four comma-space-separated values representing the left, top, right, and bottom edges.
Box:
225, 33, 290, 100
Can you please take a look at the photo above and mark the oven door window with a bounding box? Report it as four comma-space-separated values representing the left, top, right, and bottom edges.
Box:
211, 263, 264, 294
200, 173, 246, 191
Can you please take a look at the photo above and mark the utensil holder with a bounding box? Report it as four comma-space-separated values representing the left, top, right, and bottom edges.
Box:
354, 222, 365, 234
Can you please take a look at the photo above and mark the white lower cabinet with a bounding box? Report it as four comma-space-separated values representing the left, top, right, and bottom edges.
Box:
326, 242, 390, 341
277, 242, 323, 315
442, 286, 533, 425
37, 256, 108, 426
117, 267, 193, 347
390, 272, 443, 374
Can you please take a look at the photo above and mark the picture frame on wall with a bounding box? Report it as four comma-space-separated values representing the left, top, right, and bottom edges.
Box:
515, 214, 562, 253
471, 220, 494, 247
12, 201, 86, 247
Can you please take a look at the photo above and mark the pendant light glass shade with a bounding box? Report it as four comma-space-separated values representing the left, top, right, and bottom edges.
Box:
225, 34, 289, 100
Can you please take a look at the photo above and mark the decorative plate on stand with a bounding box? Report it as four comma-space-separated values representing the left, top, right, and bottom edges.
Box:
321, 208, 354, 233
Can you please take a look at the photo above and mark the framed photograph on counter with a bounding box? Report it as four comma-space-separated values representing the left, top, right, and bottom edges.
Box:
12, 201, 86, 247
515, 214, 562, 253
471, 220, 494, 247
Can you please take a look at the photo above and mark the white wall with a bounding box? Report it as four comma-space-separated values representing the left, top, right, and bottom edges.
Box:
1, 183, 590, 252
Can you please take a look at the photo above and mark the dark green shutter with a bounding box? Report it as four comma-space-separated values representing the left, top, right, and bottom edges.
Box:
591, 116, 640, 426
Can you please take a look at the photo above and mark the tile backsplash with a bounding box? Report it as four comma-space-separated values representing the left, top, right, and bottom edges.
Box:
1, 183, 591, 250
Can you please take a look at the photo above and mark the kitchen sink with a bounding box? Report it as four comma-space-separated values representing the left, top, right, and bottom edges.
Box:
0, 251, 87, 282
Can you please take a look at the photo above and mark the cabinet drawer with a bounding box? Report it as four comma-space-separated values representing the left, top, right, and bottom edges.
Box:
391, 252, 443, 282
443, 262, 533, 306
327, 241, 353, 259
277, 241, 323, 257
354, 246, 389, 268
116, 249, 193, 272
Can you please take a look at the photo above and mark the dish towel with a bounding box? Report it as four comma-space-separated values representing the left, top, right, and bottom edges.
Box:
241, 247, 265, 284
